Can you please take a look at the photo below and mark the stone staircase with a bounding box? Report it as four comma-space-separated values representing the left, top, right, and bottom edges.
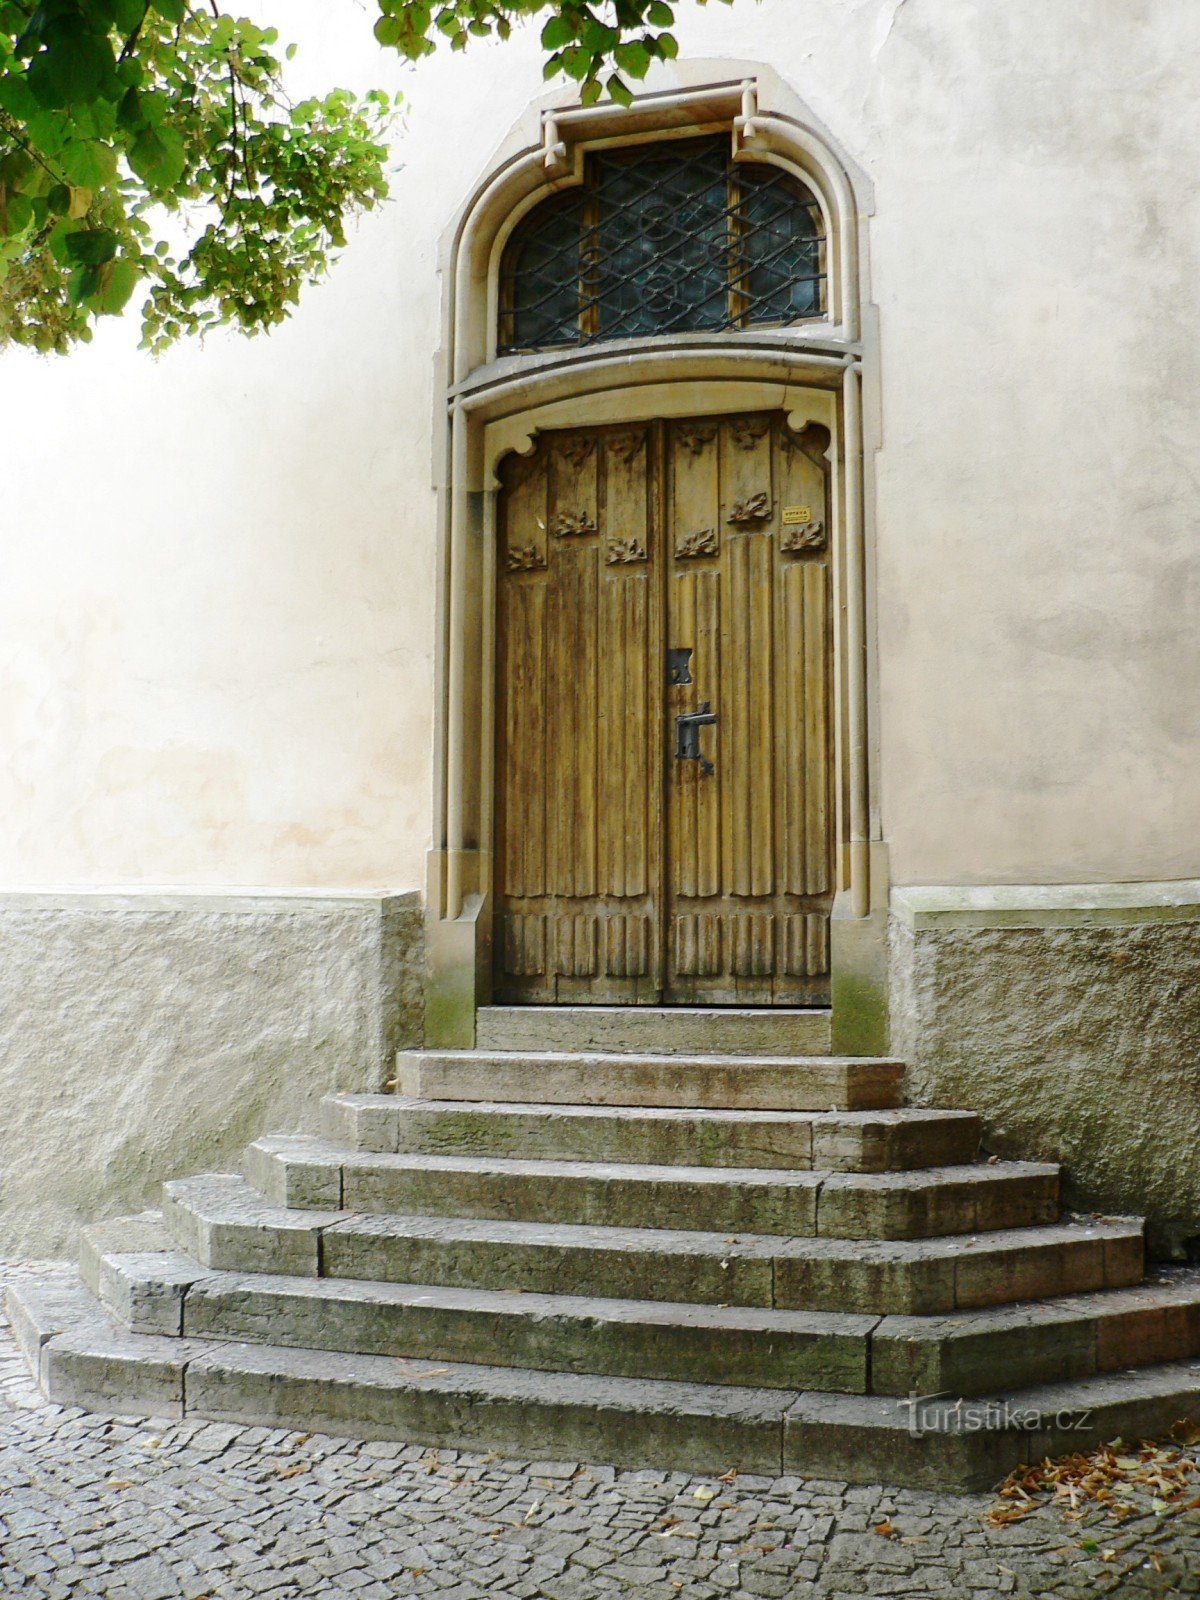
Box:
9, 1011, 1200, 1492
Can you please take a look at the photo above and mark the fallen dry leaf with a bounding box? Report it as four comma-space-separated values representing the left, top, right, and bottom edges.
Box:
989, 1436, 1200, 1526
693, 1485, 717, 1502
874, 1519, 897, 1539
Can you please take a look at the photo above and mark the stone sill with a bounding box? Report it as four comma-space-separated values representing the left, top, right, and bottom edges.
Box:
0, 888, 421, 916
890, 881, 1200, 932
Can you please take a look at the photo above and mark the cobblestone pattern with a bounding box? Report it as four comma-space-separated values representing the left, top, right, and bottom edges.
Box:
2, 1269, 1198, 1599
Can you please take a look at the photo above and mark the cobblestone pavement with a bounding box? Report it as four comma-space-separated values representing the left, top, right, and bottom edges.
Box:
2, 1269, 1198, 1599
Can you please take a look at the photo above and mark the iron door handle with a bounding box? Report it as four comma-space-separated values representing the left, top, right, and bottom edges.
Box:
675, 702, 717, 776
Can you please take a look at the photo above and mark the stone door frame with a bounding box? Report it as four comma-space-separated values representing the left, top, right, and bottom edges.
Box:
425, 64, 889, 1050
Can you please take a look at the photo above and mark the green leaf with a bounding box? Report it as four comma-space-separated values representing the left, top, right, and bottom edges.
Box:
68, 261, 101, 304
128, 125, 186, 189
0, 190, 33, 234
540, 15, 575, 49
606, 72, 633, 108
559, 45, 593, 81
60, 139, 118, 188
42, 17, 116, 104
93, 257, 141, 314
0, 71, 37, 118
614, 41, 651, 78
64, 228, 119, 266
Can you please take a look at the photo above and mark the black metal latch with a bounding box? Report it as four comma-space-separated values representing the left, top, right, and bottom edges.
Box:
666, 647, 693, 685
675, 702, 717, 776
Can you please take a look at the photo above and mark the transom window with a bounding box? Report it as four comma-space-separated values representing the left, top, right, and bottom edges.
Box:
498, 135, 827, 355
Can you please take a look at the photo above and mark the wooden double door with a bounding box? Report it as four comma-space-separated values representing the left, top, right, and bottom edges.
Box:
494, 410, 833, 1006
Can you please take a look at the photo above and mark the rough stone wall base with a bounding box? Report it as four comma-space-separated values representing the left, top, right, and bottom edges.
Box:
0, 890, 423, 1258
890, 901, 1200, 1259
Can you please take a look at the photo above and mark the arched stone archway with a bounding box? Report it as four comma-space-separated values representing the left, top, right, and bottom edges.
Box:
425, 67, 888, 1051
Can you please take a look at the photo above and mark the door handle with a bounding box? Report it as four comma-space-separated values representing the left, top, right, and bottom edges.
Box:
675, 702, 717, 776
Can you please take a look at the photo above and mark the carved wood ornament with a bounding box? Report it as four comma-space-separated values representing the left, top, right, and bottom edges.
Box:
504, 545, 547, 572
730, 417, 770, 450
781, 520, 827, 553
552, 511, 598, 538
606, 537, 648, 564
676, 423, 717, 455
557, 436, 595, 467
675, 527, 719, 559
727, 491, 772, 525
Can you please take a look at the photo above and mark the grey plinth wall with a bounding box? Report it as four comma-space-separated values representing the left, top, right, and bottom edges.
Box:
0, 890, 423, 1257
889, 884, 1200, 1259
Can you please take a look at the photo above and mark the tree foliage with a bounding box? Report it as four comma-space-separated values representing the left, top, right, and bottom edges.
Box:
0, 1, 726, 353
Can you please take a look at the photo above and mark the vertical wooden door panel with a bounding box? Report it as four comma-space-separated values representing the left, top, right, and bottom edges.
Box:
495, 423, 661, 1003
665, 412, 834, 1004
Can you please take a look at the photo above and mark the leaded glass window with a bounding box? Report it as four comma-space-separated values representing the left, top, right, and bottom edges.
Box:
498, 136, 826, 354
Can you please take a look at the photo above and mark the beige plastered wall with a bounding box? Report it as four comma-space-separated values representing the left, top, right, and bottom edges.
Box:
2, 0, 1199, 893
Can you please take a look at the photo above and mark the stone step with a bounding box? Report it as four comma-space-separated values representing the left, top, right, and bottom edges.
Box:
140, 1263, 877, 1394
396, 1050, 903, 1111
323, 1094, 982, 1172
82, 1230, 1200, 1401
474, 1005, 832, 1057
245, 1135, 1059, 1242
12, 1272, 1200, 1492
870, 1270, 1200, 1395
263, 1134, 1059, 1240
160, 1174, 1142, 1314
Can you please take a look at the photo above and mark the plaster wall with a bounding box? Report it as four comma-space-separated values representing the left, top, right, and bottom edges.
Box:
890, 887, 1200, 1257
1, 0, 1198, 891
0, 891, 422, 1256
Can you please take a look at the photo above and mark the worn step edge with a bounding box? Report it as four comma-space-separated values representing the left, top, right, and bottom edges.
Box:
10, 1273, 1200, 1492
159, 1174, 1143, 1315
322, 1093, 982, 1171
79, 1211, 207, 1336
873, 1269, 1200, 1394
245, 1135, 1060, 1243
785, 1362, 1200, 1492
6, 1274, 216, 1421
398, 1051, 903, 1111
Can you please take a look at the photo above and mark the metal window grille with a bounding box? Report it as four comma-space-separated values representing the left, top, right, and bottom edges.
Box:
498, 136, 826, 355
